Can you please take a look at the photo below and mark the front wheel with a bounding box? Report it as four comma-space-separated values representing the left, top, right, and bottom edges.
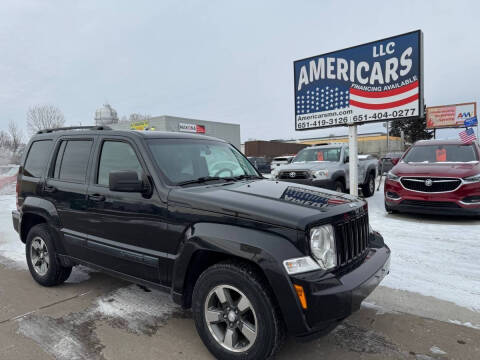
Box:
384, 201, 397, 214
362, 173, 375, 198
192, 262, 284, 360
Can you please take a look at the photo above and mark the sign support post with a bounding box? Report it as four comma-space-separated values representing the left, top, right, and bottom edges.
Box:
348, 123, 358, 196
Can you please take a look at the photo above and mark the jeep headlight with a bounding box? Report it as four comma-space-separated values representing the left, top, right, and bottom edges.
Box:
463, 173, 480, 183
313, 169, 329, 179
386, 171, 400, 181
310, 224, 336, 270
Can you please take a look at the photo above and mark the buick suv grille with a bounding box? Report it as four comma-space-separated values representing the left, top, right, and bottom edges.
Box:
400, 177, 461, 193
335, 213, 369, 266
279, 171, 310, 179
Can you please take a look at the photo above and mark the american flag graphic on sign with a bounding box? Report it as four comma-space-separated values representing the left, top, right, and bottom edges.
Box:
459, 127, 477, 144
349, 80, 419, 110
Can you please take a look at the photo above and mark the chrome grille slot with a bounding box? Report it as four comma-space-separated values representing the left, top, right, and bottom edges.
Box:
335, 213, 369, 267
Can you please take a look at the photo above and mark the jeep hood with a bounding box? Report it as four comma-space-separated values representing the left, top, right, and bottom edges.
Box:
393, 161, 480, 178
168, 179, 365, 230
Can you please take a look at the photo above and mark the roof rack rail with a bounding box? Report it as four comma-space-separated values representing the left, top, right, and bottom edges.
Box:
37, 125, 112, 134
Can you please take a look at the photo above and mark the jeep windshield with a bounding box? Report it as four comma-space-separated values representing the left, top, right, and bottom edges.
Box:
403, 144, 479, 163
292, 147, 341, 163
147, 139, 260, 185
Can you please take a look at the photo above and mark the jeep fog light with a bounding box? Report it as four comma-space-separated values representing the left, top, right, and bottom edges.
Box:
310, 225, 337, 270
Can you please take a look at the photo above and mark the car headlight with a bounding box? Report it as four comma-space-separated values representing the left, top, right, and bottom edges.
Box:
310, 224, 336, 270
313, 169, 329, 179
386, 171, 400, 181
463, 173, 480, 183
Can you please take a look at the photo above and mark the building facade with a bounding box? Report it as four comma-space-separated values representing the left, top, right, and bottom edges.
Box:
111, 115, 241, 149
293, 132, 404, 157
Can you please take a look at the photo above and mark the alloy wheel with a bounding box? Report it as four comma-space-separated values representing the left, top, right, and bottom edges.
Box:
204, 284, 258, 352
30, 236, 50, 276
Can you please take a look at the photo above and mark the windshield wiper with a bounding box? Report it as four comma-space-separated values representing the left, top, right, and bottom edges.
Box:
232, 174, 263, 180
177, 176, 228, 186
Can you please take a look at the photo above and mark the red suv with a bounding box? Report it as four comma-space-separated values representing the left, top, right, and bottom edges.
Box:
384, 140, 480, 217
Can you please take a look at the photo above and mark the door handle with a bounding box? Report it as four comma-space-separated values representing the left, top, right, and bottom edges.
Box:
44, 185, 56, 193
89, 194, 106, 202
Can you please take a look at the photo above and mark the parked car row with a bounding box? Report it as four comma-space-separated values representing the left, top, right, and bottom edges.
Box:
247, 155, 295, 174
269, 140, 480, 218
271, 144, 378, 197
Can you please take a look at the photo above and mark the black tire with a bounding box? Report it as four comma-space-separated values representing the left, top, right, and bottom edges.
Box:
26, 223, 72, 286
362, 173, 375, 198
192, 261, 285, 360
384, 201, 397, 214
334, 180, 345, 193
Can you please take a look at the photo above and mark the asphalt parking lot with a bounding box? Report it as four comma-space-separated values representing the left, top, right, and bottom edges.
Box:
1, 184, 480, 360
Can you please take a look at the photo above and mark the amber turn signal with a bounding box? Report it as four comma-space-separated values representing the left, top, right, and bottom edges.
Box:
294, 284, 307, 309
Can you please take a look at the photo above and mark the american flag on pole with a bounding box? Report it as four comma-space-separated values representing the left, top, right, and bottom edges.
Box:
459, 127, 477, 144
349, 80, 419, 110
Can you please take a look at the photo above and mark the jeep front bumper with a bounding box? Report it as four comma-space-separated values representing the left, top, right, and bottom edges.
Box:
283, 234, 390, 340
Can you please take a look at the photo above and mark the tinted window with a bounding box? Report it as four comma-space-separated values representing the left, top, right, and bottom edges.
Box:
403, 144, 478, 163
23, 140, 53, 177
97, 141, 143, 186
148, 139, 258, 184
293, 147, 342, 162
56, 140, 93, 182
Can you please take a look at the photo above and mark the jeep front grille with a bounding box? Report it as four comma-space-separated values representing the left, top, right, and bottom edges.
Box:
335, 213, 369, 266
400, 177, 461, 193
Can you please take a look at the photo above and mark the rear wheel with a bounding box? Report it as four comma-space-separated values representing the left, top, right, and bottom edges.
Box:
26, 224, 72, 286
334, 180, 345, 193
362, 173, 375, 197
192, 261, 284, 360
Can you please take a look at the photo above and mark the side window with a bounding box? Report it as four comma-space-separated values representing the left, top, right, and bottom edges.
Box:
24, 140, 53, 177
344, 148, 349, 162
97, 141, 143, 186
54, 140, 93, 183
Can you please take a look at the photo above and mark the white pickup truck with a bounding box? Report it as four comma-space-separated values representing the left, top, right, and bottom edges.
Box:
271, 144, 377, 197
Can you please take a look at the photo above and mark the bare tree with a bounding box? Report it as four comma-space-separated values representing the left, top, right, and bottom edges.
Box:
118, 115, 129, 124
0, 130, 11, 149
8, 120, 23, 153
27, 104, 65, 134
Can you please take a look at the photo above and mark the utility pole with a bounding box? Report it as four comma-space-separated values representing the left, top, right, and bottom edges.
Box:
386, 121, 390, 153
348, 123, 358, 196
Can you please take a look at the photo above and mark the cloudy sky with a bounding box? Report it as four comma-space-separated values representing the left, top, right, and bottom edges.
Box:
0, 0, 478, 141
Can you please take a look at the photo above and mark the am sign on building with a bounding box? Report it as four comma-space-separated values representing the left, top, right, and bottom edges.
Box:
294, 30, 424, 130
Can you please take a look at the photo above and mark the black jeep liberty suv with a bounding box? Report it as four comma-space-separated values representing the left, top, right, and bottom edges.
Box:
12, 126, 390, 360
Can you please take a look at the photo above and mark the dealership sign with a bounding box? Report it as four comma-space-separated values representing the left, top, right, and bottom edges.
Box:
294, 30, 423, 130
426, 102, 477, 129
179, 123, 206, 133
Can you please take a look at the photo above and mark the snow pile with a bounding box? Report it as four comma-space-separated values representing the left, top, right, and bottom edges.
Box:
447, 320, 480, 330
368, 181, 480, 312
0, 195, 25, 268
17, 284, 183, 360
430, 346, 447, 355
0, 165, 18, 196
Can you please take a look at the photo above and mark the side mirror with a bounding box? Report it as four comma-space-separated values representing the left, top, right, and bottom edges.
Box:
109, 170, 144, 192
391, 158, 400, 165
